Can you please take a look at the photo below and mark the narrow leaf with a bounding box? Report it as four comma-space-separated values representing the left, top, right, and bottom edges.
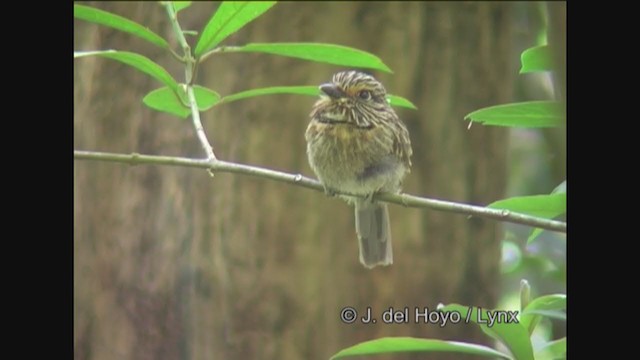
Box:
520, 294, 566, 334
465, 101, 563, 128
74, 4, 169, 49
219, 86, 319, 105
520, 45, 554, 73
440, 304, 534, 360
173, 1, 192, 13
490, 193, 566, 244
388, 94, 417, 109
226, 43, 392, 73
523, 310, 566, 321
217, 85, 416, 110
195, 1, 277, 56
535, 337, 566, 360
527, 182, 566, 242
330, 337, 512, 360
489, 193, 566, 219
527, 228, 545, 243
74, 50, 179, 93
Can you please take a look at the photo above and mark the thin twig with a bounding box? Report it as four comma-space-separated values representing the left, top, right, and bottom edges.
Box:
199, 46, 243, 63
163, 2, 217, 161
186, 86, 216, 161
74, 150, 567, 233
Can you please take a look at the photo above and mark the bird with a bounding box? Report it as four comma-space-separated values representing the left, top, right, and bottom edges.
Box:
305, 70, 412, 269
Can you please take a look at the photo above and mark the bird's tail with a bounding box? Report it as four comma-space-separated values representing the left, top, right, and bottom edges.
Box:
354, 200, 393, 269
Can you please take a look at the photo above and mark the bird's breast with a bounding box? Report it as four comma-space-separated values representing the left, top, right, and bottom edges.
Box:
305, 121, 399, 194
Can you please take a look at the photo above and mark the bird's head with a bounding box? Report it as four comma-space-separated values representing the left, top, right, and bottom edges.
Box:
311, 70, 393, 128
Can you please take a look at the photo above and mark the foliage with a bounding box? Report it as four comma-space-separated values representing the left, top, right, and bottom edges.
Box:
73, 2, 415, 121
520, 45, 554, 74
466, 33, 566, 244
465, 101, 562, 128
331, 338, 511, 359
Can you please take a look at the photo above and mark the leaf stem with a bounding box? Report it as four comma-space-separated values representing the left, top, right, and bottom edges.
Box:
199, 45, 242, 62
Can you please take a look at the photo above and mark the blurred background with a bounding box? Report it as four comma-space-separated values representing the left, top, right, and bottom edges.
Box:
74, 2, 566, 359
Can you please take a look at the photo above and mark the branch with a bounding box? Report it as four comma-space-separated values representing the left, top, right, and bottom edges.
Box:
163, 2, 217, 161
74, 150, 567, 233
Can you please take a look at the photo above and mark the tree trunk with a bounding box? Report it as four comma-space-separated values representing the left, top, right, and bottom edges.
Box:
75, 2, 515, 359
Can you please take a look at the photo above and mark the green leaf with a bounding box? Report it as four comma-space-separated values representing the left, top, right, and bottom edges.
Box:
227, 43, 393, 73
219, 86, 319, 105
523, 309, 566, 321
527, 182, 566, 242
216, 85, 416, 110
520, 294, 566, 334
143, 86, 221, 118
439, 304, 534, 360
535, 337, 566, 360
74, 4, 169, 49
388, 94, 418, 109
74, 51, 179, 93
330, 337, 512, 360
195, 1, 277, 56
489, 193, 566, 244
144, 87, 190, 118
527, 227, 545, 244
465, 101, 563, 128
173, 1, 192, 13
192, 85, 222, 111
488, 193, 566, 219
520, 45, 553, 73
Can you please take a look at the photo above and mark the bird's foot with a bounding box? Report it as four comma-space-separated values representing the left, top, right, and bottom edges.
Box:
323, 186, 338, 197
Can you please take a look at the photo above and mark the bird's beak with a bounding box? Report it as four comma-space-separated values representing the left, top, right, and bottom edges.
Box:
319, 83, 346, 99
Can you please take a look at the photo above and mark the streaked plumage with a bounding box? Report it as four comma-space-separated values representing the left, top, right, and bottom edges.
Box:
306, 70, 412, 268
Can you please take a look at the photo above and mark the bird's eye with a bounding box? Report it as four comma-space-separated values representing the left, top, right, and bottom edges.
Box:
358, 90, 372, 100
